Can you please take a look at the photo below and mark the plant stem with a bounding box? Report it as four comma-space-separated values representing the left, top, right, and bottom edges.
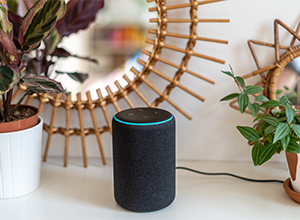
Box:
234, 79, 243, 93
11, 91, 28, 116
2, 94, 8, 121
2, 90, 13, 122
0, 104, 3, 121
229, 65, 244, 94
259, 108, 272, 116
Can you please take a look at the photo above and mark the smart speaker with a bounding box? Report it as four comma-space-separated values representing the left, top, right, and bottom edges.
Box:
112, 107, 176, 212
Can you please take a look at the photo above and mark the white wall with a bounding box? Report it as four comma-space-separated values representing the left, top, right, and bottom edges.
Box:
41, 0, 300, 164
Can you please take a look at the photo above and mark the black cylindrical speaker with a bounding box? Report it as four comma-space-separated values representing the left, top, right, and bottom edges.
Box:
112, 107, 176, 212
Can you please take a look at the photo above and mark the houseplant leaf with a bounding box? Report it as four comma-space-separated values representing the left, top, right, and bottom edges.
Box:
286, 139, 300, 154
0, 4, 13, 34
281, 135, 290, 151
279, 95, 290, 106
259, 142, 276, 165
259, 117, 280, 127
258, 121, 267, 136
291, 124, 300, 139
244, 86, 264, 95
6, 0, 19, 14
55, 70, 88, 83
237, 126, 260, 142
220, 93, 239, 101
252, 142, 264, 166
21, 75, 65, 94
19, 0, 66, 53
273, 123, 290, 143
56, 0, 104, 38
0, 29, 20, 65
236, 76, 245, 89
255, 95, 269, 102
253, 114, 270, 122
7, 11, 22, 50
0, 65, 18, 95
271, 108, 281, 116
248, 102, 260, 117
260, 100, 280, 108
221, 70, 234, 78
237, 93, 249, 114
51, 47, 98, 63
264, 125, 276, 136
285, 104, 295, 124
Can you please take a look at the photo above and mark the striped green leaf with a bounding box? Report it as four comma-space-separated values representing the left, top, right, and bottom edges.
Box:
273, 123, 290, 143
261, 100, 280, 108
285, 104, 295, 124
255, 95, 269, 102
238, 93, 249, 114
220, 93, 239, 101
254, 114, 270, 122
280, 135, 290, 151
252, 142, 264, 166
286, 139, 300, 154
264, 125, 276, 136
278, 116, 287, 122
258, 121, 267, 136
221, 70, 234, 78
19, 0, 66, 53
244, 86, 264, 95
279, 95, 290, 106
236, 76, 246, 88
291, 124, 300, 139
259, 143, 276, 165
248, 102, 260, 117
259, 117, 280, 127
237, 126, 260, 142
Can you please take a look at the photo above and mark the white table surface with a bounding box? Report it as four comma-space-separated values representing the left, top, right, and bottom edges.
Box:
0, 157, 299, 220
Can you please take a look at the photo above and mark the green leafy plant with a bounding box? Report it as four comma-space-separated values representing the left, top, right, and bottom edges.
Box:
220, 66, 300, 166
0, 0, 67, 122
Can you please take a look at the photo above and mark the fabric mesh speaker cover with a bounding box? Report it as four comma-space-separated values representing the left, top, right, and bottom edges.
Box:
112, 107, 175, 212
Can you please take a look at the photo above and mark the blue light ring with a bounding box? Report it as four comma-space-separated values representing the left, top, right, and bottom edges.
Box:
113, 115, 174, 126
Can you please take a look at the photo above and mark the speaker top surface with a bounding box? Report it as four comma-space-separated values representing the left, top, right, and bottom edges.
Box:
114, 108, 173, 125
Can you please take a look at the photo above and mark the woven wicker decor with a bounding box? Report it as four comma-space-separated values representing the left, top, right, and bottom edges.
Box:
230, 19, 300, 113
14, 0, 229, 167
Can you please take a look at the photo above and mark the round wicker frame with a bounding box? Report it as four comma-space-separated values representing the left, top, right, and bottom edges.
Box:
265, 45, 300, 101
14, 0, 228, 167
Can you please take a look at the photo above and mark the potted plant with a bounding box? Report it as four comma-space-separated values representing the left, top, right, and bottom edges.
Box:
220, 66, 300, 199
7, 0, 104, 94
0, 0, 67, 199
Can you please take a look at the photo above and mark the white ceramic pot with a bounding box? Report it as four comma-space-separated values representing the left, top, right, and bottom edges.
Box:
0, 116, 43, 199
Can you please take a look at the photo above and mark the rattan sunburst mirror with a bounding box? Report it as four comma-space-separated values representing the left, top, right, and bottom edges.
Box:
14, 0, 229, 167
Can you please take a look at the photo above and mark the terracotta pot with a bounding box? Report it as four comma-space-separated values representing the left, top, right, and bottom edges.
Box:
285, 152, 300, 193
0, 105, 39, 133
